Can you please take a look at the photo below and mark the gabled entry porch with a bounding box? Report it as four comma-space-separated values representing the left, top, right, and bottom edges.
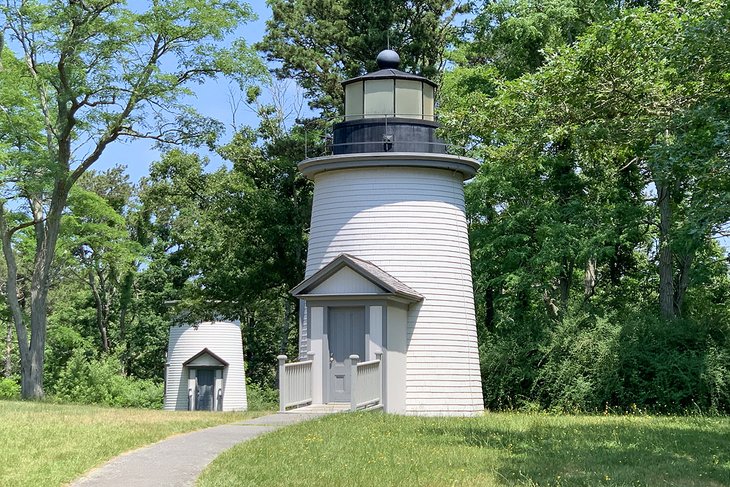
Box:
282, 254, 422, 414
183, 347, 228, 411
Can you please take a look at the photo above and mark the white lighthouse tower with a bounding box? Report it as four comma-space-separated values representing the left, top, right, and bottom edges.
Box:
288, 50, 483, 416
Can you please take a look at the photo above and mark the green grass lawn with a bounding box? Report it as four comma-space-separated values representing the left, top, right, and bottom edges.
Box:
199, 411, 730, 487
0, 400, 265, 487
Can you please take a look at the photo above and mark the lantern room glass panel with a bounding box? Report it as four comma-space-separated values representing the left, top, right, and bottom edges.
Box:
423, 84, 434, 121
344, 81, 364, 121
364, 79, 395, 118
395, 80, 423, 119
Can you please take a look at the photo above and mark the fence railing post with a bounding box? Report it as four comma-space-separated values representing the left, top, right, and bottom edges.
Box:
375, 352, 383, 408
278, 354, 287, 412
350, 354, 359, 411
307, 351, 315, 404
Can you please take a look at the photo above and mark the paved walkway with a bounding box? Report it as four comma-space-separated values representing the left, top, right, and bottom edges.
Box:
71, 412, 325, 487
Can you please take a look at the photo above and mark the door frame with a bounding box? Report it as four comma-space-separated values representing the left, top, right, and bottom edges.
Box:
188, 366, 224, 411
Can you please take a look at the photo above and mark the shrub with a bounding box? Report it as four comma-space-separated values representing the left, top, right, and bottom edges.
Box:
53, 351, 163, 409
44, 325, 94, 391
480, 307, 730, 414
617, 316, 730, 414
532, 312, 622, 412
0, 377, 20, 399
246, 381, 278, 411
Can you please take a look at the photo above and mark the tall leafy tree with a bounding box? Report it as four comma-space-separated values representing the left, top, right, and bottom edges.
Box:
58, 178, 140, 353
139, 107, 315, 385
0, 0, 263, 398
441, 0, 730, 411
259, 0, 470, 112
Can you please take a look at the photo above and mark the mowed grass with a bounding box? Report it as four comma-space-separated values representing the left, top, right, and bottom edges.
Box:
0, 400, 264, 487
199, 411, 730, 487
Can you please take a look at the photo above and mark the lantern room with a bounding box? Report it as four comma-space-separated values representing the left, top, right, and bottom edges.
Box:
342, 49, 435, 121
332, 49, 445, 155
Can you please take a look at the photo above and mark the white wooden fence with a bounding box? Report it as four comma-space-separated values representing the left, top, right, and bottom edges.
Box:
350, 353, 383, 411
278, 353, 313, 412
278, 352, 383, 412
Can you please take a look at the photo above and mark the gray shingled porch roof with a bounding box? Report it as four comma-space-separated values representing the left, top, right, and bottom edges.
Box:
290, 253, 423, 302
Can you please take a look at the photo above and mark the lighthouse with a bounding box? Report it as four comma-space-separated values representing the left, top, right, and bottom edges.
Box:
287, 50, 484, 416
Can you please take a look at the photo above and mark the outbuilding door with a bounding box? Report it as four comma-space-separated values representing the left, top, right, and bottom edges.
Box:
328, 307, 366, 402
195, 369, 215, 411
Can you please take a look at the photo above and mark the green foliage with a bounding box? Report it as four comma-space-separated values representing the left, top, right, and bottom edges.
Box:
44, 323, 95, 391
137, 114, 314, 388
0, 0, 265, 399
245, 380, 278, 411
53, 351, 163, 409
442, 0, 730, 413
0, 376, 20, 399
616, 317, 730, 414
459, 0, 625, 79
479, 308, 730, 413
260, 0, 467, 111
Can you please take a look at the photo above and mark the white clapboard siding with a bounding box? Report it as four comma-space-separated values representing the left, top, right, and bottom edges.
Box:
310, 267, 385, 294
165, 321, 247, 411
303, 166, 483, 416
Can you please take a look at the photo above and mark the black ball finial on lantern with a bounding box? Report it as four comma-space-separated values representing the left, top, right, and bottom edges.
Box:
376, 49, 400, 69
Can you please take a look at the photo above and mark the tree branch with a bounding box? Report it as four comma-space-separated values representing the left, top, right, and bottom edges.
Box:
6, 218, 43, 238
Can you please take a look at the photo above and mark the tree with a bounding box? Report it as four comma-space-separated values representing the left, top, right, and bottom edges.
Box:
440, 0, 730, 411
58, 179, 140, 353
0, 0, 263, 398
458, 0, 628, 80
138, 109, 315, 386
259, 0, 470, 112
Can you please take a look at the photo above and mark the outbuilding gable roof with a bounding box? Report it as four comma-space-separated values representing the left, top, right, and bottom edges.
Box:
291, 253, 423, 302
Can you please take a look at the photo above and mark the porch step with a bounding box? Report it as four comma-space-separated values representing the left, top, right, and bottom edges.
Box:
284, 403, 351, 414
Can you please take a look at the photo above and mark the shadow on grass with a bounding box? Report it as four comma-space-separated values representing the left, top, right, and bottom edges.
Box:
422, 416, 730, 486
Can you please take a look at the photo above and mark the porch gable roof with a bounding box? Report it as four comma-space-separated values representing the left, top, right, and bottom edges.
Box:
183, 347, 229, 367
291, 253, 423, 303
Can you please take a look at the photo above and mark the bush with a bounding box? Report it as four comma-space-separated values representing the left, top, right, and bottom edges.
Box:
0, 377, 20, 399
617, 316, 730, 414
44, 325, 95, 391
532, 312, 623, 412
246, 381, 278, 411
53, 351, 163, 408
480, 307, 730, 414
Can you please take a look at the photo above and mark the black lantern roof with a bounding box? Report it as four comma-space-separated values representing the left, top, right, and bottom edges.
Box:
342, 49, 436, 88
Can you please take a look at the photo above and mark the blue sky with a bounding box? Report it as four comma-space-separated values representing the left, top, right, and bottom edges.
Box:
96, 0, 280, 183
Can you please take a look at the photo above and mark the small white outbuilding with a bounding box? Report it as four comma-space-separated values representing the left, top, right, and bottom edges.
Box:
164, 321, 247, 411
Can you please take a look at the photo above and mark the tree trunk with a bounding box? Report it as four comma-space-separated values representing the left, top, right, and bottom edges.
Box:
19, 179, 69, 399
119, 271, 134, 343
657, 182, 675, 320
559, 257, 573, 310
584, 257, 596, 298
26, 279, 49, 399
4, 321, 11, 377
0, 204, 31, 383
542, 289, 559, 320
674, 248, 695, 317
89, 269, 110, 353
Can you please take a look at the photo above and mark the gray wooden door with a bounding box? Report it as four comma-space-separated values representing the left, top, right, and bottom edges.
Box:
328, 307, 366, 402
195, 369, 215, 411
